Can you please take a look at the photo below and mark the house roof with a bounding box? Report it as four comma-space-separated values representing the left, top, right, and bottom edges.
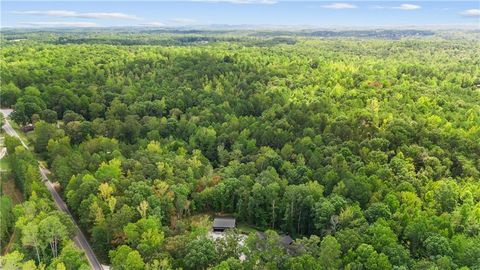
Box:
213, 217, 236, 228
256, 232, 294, 246
281, 235, 293, 245
256, 232, 266, 240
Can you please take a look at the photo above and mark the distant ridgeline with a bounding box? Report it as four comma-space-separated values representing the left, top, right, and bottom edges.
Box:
250, 29, 436, 39
0, 28, 445, 46
308, 30, 435, 38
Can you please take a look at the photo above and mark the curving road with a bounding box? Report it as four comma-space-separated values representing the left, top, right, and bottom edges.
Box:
1, 109, 28, 149
39, 167, 104, 270
1, 109, 104, 270
0, 147, 6, 160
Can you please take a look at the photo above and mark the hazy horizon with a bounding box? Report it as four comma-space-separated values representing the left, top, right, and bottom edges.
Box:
2, 1, 479, 29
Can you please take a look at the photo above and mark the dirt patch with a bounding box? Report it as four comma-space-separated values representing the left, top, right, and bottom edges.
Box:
1, 174, 23, 255
1, 177, 24, 205
2, 229, 16, 255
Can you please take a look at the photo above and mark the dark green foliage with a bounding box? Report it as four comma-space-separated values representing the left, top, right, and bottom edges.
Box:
0, 196, 14, 248
2, 31, 479, 269
184, 237, 218, 270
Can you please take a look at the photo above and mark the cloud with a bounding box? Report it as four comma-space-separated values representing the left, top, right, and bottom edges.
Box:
321, 3, 357, 10
393, 4, 421, 10
190, 0, 277, 4
370, 5, 386, 9
14, 10, 139, 20
460, 9, 480, 17
371, 3, 421, 10
19, 21, 99, 27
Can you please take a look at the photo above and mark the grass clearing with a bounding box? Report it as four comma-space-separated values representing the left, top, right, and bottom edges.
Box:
0, 153, 23, 204
1, 176, 24, 205
237, 223, 259, 234
0, 158, 9, 171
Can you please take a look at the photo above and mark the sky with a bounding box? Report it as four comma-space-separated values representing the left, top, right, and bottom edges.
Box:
1, 1, 479, 28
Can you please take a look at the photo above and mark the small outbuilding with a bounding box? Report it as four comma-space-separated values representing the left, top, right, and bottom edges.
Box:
212, 217, 236, 232
280, 235, 293, 246
21, 124, 34, 133
256, 232, 293, 246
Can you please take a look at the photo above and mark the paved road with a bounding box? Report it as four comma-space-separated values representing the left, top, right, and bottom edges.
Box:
1, 109, 29, 149
39, 167, 104, 270
1, 109, 104, 270
0, 147, 6, 160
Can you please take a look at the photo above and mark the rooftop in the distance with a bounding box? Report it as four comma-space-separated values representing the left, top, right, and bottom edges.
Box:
256, 232, 294, 246
213, 217, 236, 229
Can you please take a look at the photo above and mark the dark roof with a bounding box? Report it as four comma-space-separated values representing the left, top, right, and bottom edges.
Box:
213, 217, 236, 228
281, 235, 293, 245
256, 232, 266, 240
256, 232, 293, 246
21, 124, 34, 132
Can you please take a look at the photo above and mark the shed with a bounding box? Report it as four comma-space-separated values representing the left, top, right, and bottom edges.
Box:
280, 235, 293, 246
256, 232, 294, 246
212, 217, 236, 232
21, 124, 34, 133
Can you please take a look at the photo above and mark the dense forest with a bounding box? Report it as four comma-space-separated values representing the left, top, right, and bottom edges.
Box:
1, 30, 480, 269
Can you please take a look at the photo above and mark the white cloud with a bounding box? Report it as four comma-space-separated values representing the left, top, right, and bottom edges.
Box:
19, 21, 99, 27
370, 5, 385, 9
190, 0, 277, 4
80, 12, 139, 20
371, 3, 421, 10
321, 3, 357, 10
14, 10, 139, 20
460, 9, 480, 17
393, 4, 421, 10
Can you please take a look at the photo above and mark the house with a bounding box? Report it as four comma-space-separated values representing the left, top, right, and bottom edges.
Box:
21, 124, 34, 133
256, 232, 294, 247
212, 217, 236, 232
280, 235, 293, 246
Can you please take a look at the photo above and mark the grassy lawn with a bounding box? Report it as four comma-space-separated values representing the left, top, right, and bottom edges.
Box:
237, 223, 259, 234
1, 178, 24, 204
190, 214, 212, 228
1, 162, 24, 204
0, 158, 9, 171
0, 149, 24, 204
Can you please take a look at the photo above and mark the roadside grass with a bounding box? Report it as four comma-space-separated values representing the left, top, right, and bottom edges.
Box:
0, 171, 24, 205
7, 121, 47, 166
38, 160, 48, 168
25, 131, 37, 145
1, 179, 24, 204
8, 121, 32, 147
